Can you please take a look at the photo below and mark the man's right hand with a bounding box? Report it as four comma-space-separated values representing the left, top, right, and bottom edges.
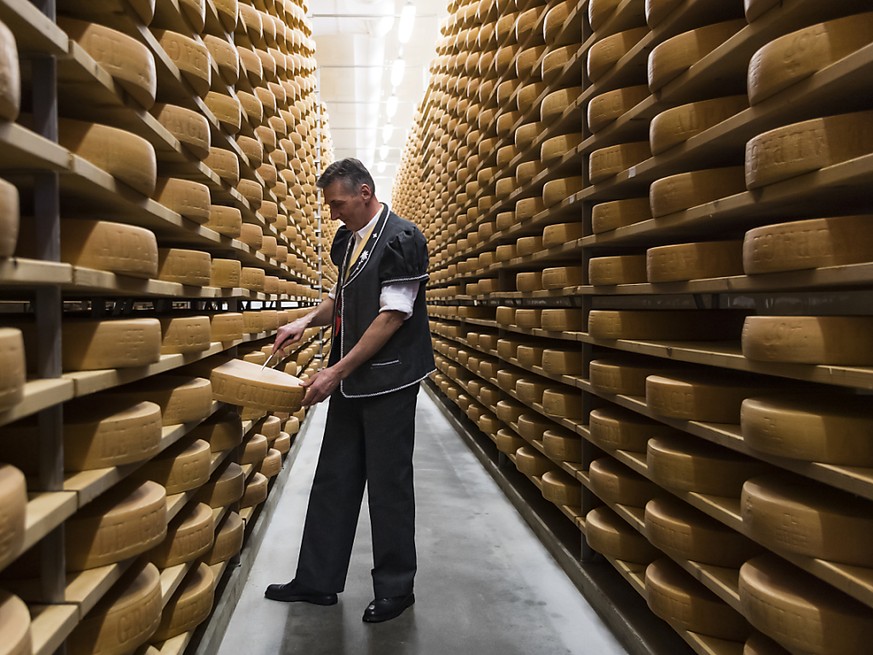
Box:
272, 318, 308, 354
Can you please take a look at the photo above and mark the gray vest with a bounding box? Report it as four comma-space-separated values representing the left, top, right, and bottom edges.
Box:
328, 205, 435, 397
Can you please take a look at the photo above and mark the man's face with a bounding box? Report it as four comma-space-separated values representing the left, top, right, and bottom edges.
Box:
323, 179, 372, 230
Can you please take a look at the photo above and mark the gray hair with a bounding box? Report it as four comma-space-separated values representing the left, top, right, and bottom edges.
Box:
317, 158, 376, 195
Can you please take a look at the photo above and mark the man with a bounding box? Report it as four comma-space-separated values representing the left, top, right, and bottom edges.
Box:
264, 158, 434, 623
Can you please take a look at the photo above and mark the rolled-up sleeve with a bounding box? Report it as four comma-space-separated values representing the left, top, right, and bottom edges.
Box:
328, 283, 337, 300
379, 281, 420, 320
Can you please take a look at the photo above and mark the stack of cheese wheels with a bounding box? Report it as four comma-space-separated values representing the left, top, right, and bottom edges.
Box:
585, 506, 660, 564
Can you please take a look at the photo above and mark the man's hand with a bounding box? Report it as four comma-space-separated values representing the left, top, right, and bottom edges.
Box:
273, 317, 309, 354
301, 367, 342, 407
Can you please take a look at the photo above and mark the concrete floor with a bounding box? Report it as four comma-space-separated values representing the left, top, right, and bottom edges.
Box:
217, 389, 627, 655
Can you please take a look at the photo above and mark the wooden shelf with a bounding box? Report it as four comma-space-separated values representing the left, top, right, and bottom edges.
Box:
159, 561, 195, 609
66, 267, 270, 300
0, 258, 73, 287
0, 378, 76, 428
30, 604, 79, 655
21, 490, 79, 559
0, 121, 69, 171
0, 0, 68, 55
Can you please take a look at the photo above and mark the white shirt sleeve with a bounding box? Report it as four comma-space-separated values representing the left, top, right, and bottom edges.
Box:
328, 283, 337, 300
379, 281, 420, 320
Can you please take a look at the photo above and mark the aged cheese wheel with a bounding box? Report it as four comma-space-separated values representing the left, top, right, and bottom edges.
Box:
645, 0, 685, 27
541, 309, 584, 332
210, 312, 244, 342
588, 309, 746, 340
0, 20, 20, 121
278, 416, 296, 437
543, 429, 581, 462
590, 141, 651, 184
203, 35, 239, 84
62, 318, 162, 371
650, 96, 748, 154
59, 119, 157, 196
516, 272, 542, 292
588, 85, 650, 133
514, 309, 542, 328
0, 465, 26, 570
495, 428, 526, 455
739, 555, 873, 655
66, 480, 167, 570
542, 470, 581, 506
589, 358, 679, 397
0, 329, 24, 411
63, 399, 162, 471
241, 433, 268, 465
150, 502, 213, 568
204, 91, 242, 134
517, 413, 555, 442
542, 348, 582, 375
748, 14, 873, 105
543, 176, 584, 207
589, 404, 664, 453
239, 223, 263, 249
542, 266, 583, 289
157, 248, 211, 286
205, 148, 240, 186
646, 373, 772, 423
647, 240, 744, 282
516, 447, 554, 477
210, 359, 304, 412
588, 27, 649, 81
543, 388, 583, 419
153, 562, 215, 641
67, 563, 162, 655
541, 87, 581, 124
259, 448, 282, 478
240, 472, 268, 508
592, 197, 651, 233
206, 205, 242, 238
544, 0, 577, 43
517, 236, 544, 257
517, 345, 545, 370
741, 394, 873, 465
645, 559, 750, 639
154, 30, 210, 97
237, 91, 264, 127
746, 111, 873, 189
137, 438, 210, 494
159, 315, 211, 355
541, 133, 583, 162
589, 457, 659, 506
0, 178, 18, 258
210, 258, 241, 288
0, 590, 31, 655
650, 166, 746, 217
742, 475, 873, 565
648, 20, 746, 91
153, 178, 210, 224
240, 267, 265, 292
743, 315, 873, 364
198, 461, 244, 507
541, 47, 577, 82
59, 18, 156, 108
274, 432, 292, 454
153, 104, 210, 160
586, 506, 659, 564
191, 411, 242, 452
589, 0, 622, 30
205, 511, 244, 565
743, 215, 873, 274
60, 219, 158, 278
589, 255, 648, 285
646, 496, 759, 566
542, 222, 584, 248
213, 0, 238, 30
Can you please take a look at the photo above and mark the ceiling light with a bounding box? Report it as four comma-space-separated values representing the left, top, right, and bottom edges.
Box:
376, 161, 387, 174
379, 145, 389, 160
382, 123, 393, 142
398, 3, 416, 44
391, 57, 405, 87
386, 94, 398, 119
377, 15, 395, 36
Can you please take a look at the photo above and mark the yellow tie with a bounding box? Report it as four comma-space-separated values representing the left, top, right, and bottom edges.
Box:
346, 222, 377, 275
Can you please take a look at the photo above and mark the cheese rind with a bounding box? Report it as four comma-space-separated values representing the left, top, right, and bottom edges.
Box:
153, 178, 210, 224
198, 461, 244, 507
592, 197, 651, 233
206, 205, 242, 238
588, 85, 650, 133
647, 240, 744, 282
154, 103, 210, 160
0, 178, 18, 257
650, 95, 748, 154
0, 329, 25, 411
743, 315, 873, 364
153, 562, 215, 641
210, 258, 242, 288
210, 313, 244, 342
157, 248, 212, 286
542, 470, 581, 506
62, 319, 162, 371
0, 591, 31, 655
191, 412, 243, 452
589, 457, 659, 506
588, 27, 649, 82
154, 30, 211, 97
589, 141, 651, 184
0, 20, 19, 121
589, 255, 648, 285
0, 465, 26, 570
646, 373, 771, 423
586, 506, 659, 564
149, 502, 213, 568
241, 471, 268, 508
588, 309, 746, 340
648, 21, 746, 91
136, 438, 211, 494
61, 219, 158, 278
210, 359, 304, 412
649, 166, 746, 217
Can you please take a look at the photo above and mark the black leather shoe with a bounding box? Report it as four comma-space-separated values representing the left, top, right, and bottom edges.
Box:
362, 593, 415, 623
264, 580, 337, 605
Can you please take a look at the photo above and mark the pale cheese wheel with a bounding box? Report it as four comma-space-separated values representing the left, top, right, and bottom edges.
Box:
0, 20, 20, 120
66, 480, 167, 570
206, 205, 242, 238
214, 0, 238, 30
239, 222, 264, 249
154, 30, 211, 97
210, 359, 304, 412
278, 416, 296, 437
204, 91, 242, 134
592, 197, 651, 233
588, 85, 650, 133
646, 373, 774, 423
0, 329, 23, 411
0, 465, 26, 570
150, 502, 213, 568
515, 44, 547, 80
647, 240, 744, 282
645, 559, 750, 639
59, 119, 157, 196
137, 438, 211, 494
515, 121, 544, 149
153, 104, 210, 160
517, 236, 544, 256
543, 429, 581, 462
542, 266, 583, 289
542, 470, 581, 506
748, 14, 873, 105
204, 35, 239, 84
541, 309, 584, 332
589, 255, 648, 285
746, 111, 873, 189
153, 178, 210, 224
259, 448, 282, 477
60, 219, 158, 278
541, 87, 582, 123
648, 20, 747, 91
516, 272, 542, 292
517, 161, 546, 185
516, 197, 546, 221
241, 433, 268, 465
198, 461, 244, 507
0, 591, 31, 655
541, 133, 583, 163
588, 27, 649, 82
240, 267, 265, 292
62, 318, 162, 371
274, 431, 292, 454
191, 411, 243, 452
495, 400, 526, 425
542, 222, 584, 248
544, 0, 576, 44
585, 506, 659, 564
590, 141, 651, 184
210, 312, 244, 342
541, 45, 577, 82
495, 428, 526, 455
242, 312, 265, 335
153, 562, 215, 641
514, 309, 542, 328
743, 315, 873, 365
205, 148, 240, 185
588, 309, 747, 340
67, 563, 162, 655
205, 511, 244, 565
237, 91, 264, 127
650, 95, 748, 154
543, 176, 584, 207
237, 178, 263, 209
739, 555, 873, 655
159, 316, 211, 355
516, 447, 554, 477
650, 166, 746, 217
742, 215, 873, 274
157, 248, 211, 286
589, 456, 659, 506
742, 475, 873, 565
59, 18, 156, 108
741, 395, 873, 465
0, 178, 18, 257
237, 136, 264, 168
542, 348, 582, 375
589, 0, 621, 30
240, 471, 268, 508
211, 258, 242, 288
543, 388, 583, 419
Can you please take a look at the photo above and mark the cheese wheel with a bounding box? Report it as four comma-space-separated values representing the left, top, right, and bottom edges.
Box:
198, 461, 244, 507
150, 502, 213, 568
0, 465, 26, 570
589, 404, 668, 453
237, 91, 264, 127
742, 475, 873, 565
542, 47, 577, 82
211, 258, 242, 288
648, 20, 746, 91
153, 562, 215, 641
210, 313, 244, 342
517, 236, 544, 256
748, 14, 873, 105
588, 0, 622, 30
650, 95, 748, 154
59, 18, 156, 108
588, 27, 649, 81
495, 428, 526, 455
515, 121, 544, 150
517, 413, 555, 442
153, 178, 210, 224
542, 470, 581, 506
0, 20, 20, 121
542, 222, 584, 248
237, 136, 263, 169
588, 309, 747, 340
592, 197, 651, 234
0, 328, 23, 411
154, 30, 211, 97
241, 471, 268, 508
279, 416, 296, 437
743, 315, 873, 365
153, 104, 210, 160
191, 411, 243, 452
516, 447, 554, 477
590, 141, 651, 184
176, 0, 205, 32
0, 178, 18, 258
241, 433, 268, 465
543, 429, 581, 462
541, 133, 583, 163
203, 35, 239, 85
157, 248, 211, 286
205, 511, 244, 565
515, 197, 545, 221
137, 439, 211, 494
647, 240, 744, 282
650, 166, 746, 217
237, 179, 263, 209
645, 559, 750, 639
66, 480, 168, 570
59, 119, 157, 196
62, 318, 162, 371
274, 431, 292, 454
204, 91, 242, 134
541, 87, 581, 124
588, 85, 650, 133
589, 255, 648, 285
542, 348, 582, 375
67, 563, 162, 655
746, 111, 873, 189
517, 345, 544, 369
213, 0, 238, 30
206, 205, 242, 238
0, 591, 31, 655
739, 555, 873, 655
259, 448, 282, 477
514, 309, 542, 329
541, 309, 584, 332
585, 506, 659, 564
541, 176, 583, 208
239, 223, 264, 249
60, 219, 158, 278
542, 265, 583, 289
543, 388, 583, 419
544, 0, 576, 44
743, 215, 873, 274
516, 272, 542, 293
741, 395, 873, 465
240, 267, 265, 293
589, 358, 676, 396
589, 457, 659, 506
646, 373, 773, 423
205, 148, 240, 186
744, 632, 791, 655
210, 359, 304, 412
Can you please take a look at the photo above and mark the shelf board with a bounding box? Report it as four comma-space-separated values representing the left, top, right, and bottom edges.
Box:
0, 0, 68, 55
67, 267, 235, 299
0, 258, 73, 286
30, 604, 79, 655
0, 122, 69, 171
159, 561, 194, 609
65, 559, 136, 616
0, 378, 76, 428
21, 490, 79, 557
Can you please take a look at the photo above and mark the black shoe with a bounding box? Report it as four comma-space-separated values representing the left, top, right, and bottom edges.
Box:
362, 593, 415, 623
264, 580, 337, 605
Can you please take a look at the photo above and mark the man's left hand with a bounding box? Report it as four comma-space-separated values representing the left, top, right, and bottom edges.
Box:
301, 367, 342, 407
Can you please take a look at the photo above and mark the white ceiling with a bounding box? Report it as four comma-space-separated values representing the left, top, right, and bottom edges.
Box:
311, 0, 448, 202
